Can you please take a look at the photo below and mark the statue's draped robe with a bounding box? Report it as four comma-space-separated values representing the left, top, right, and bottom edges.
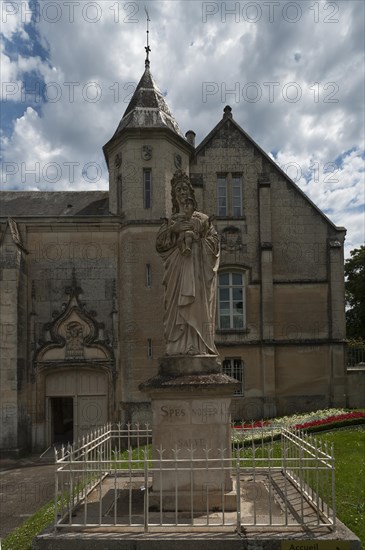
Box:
156, 212, 219, 355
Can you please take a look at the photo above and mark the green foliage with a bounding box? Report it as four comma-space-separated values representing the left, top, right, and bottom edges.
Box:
347, 337, 365, 348
112, 445, 152, 469
1, 501, 55, 550
345, 245, 365, 340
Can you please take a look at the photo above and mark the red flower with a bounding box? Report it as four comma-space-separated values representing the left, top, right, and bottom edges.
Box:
233, 412, 365, 431
294, 412, 365, 430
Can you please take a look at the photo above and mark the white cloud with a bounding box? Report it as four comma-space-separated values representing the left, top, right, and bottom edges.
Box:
1, 0, 30, 40
1, 0, 364, 254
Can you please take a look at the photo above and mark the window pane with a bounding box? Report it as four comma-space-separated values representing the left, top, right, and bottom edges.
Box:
232, 273, 243, 285
219, 273, 230, 286
144, 169, 152, 209
233, 288, 242, 300
219, 288, 230, 301
219, 301, 230, 314
223, 358, 244, 395
231, 175, 242, 217
233, 316, 244, 329
218, 271, 245, 330
217, 176, 227, 216
222, 360, 231, 376
220, 316, 230, 329
234, 301, 243, 313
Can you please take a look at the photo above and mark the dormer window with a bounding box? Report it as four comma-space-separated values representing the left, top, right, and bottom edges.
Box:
217, 173, 243, 217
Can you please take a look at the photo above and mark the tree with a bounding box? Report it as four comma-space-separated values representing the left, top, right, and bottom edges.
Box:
345, 245, 365, 341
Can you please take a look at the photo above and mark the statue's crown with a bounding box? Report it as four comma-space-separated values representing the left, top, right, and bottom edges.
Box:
171, 169, 190, 188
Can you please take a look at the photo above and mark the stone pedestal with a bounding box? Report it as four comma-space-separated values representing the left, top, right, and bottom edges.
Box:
140, 355, 239, 511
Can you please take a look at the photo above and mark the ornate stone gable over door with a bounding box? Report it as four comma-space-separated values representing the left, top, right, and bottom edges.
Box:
34, 270, 115, 446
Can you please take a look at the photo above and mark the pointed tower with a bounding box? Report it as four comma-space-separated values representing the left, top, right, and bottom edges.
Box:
102, 30, 195, 424
103, 46, 193, 218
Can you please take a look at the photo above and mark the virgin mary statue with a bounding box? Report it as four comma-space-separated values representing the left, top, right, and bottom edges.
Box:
156, 170, 220, 356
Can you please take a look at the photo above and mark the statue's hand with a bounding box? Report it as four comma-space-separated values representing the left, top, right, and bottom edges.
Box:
170, 220, 194, 234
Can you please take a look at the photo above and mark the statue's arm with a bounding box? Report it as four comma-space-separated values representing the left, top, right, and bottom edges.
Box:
203, 223, 220, 257
156, 221, 176, 253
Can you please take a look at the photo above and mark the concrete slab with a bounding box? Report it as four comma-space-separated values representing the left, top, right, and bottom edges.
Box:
32, 523, 362, 550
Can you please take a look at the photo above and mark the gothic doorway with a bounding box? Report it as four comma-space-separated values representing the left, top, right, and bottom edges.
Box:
50, 397, 74, 445
45, 368, 108, 446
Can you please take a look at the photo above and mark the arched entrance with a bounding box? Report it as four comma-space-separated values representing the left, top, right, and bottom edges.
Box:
45, 368, 108, 445
33, 271, 115, 449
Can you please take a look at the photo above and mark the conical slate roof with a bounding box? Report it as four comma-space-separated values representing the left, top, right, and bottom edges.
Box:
113, 68, 184, 138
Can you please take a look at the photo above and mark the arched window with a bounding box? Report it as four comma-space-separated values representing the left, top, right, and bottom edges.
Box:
218, 271, 245, 329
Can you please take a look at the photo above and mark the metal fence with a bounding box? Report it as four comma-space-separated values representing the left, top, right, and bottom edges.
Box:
54, 423, 336, 532
346, 346, 365, 367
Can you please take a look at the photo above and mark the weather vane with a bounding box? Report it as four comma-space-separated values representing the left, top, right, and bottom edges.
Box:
145, 7, 151, 69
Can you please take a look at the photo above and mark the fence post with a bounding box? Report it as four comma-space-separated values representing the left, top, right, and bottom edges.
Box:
54, 465, 59, 532
331, 443, 336, 528
236, 446, 241, 531
143, 447, 149, 533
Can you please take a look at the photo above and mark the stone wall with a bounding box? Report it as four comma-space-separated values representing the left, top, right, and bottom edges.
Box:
0, 227, 28, 454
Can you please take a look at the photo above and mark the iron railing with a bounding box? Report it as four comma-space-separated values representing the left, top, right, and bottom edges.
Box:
346, 346, 365, 367
54, 423, 336, 532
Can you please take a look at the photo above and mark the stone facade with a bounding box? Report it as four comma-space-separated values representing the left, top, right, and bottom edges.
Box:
0, 66, 349, 455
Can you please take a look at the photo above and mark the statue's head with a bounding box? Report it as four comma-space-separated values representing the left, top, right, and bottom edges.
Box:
171, 170, 197, 214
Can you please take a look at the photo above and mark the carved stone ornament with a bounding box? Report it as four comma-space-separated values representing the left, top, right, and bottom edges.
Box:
142, 145, 152, 160
220, 226, 242, 251
35, 269, 114, 366
4, 217, 28, 254
114, 153, 122, 168
174, 153, 182, 169
65, 321, 85, 359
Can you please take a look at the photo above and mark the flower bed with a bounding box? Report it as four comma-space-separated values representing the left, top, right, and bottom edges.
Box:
234, 409, 365, 430
232, 409, 365, 444
294, 411, 365, 430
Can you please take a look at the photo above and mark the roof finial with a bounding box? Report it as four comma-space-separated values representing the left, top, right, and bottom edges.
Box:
144, 7, 151, 69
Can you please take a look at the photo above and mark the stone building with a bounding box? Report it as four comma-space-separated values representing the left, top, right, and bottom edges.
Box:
0, 60, 348, 455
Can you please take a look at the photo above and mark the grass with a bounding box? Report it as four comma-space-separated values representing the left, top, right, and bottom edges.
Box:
1, 500, 55, 550
1, 425, 364, 550
233, 427, 365, 545
317, 427, 365, 544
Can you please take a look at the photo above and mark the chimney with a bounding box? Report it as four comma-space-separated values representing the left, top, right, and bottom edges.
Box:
223, 105, 233, 119
185, 130, 196, 147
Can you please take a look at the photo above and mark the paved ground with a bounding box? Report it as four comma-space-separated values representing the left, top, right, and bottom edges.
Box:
0, 455, 56, 540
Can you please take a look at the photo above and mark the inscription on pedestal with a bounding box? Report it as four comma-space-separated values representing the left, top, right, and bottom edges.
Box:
155, 400, 230, 425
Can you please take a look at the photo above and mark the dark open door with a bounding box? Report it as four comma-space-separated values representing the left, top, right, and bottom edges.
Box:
51, 397, 74, 445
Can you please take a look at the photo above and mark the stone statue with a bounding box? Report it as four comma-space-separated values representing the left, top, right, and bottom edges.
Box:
156, 170, 220, 356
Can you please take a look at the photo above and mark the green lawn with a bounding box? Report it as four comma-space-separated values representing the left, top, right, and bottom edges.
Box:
317, 427, 365, 544
2, 427, 364, 550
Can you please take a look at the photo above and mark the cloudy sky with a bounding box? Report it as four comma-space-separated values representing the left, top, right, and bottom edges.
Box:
1, 0, 364, 255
